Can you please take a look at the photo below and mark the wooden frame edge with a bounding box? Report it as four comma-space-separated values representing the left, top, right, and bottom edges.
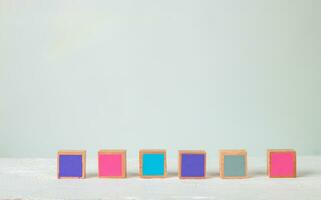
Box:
267, 149, 296, 178
98, 150, 127, 178
178, 150, 206, 179
219, 150, 247, 179
139, 150, 167, 178
57, 150, 86, 179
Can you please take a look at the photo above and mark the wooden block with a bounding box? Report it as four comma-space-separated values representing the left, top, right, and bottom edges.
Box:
57, 150, 86, 179
178, 150, 206, 179
139, 149, 167, 178
219, 149, 247, 179
267, 149, 296, 178
98, 150, 127, 178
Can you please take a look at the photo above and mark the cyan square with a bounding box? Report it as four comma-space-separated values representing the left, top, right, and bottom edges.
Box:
142, 153, 165, 176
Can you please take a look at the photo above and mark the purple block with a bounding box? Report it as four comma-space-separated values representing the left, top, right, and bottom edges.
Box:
59, 155, 83, 177
181, 154, 205, 177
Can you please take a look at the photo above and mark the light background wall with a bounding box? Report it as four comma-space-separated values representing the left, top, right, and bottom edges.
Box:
0, 0, 320, 158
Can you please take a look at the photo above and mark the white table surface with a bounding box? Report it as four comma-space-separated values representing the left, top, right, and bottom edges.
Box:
0, 156, 321, 199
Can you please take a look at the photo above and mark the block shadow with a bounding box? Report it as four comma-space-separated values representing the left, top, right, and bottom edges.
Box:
249, 169, 266, 178
249, 169, 321, 178
127, 171, 177, 178
207, 171, 220, 179
298, 169, 320, 177
86, 172, 98, 179
127, 172, 139, 178
167, 171, 178, 178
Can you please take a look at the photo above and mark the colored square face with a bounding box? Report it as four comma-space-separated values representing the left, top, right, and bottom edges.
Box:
59, 155, 83, 178
142, 153, 165, 176
223, 155, 246, 177
181, 154, 205, 177
270, 152, 295, 177
99, 154, 123, 177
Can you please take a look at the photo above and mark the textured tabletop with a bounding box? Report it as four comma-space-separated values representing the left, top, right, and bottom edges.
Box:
0, 157, 321, 199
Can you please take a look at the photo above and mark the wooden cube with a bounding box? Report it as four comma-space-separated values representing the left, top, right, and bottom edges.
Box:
267, 149, 296, 178
178, 150, 206, 179
139, 149, 167, 178
57, 150, 86, 179
219, 149, 247, 179
98, 150, 127, 178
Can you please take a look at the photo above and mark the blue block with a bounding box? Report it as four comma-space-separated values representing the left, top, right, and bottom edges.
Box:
59, 155, 83, 178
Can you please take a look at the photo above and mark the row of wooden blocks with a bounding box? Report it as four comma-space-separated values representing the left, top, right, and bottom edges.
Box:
57, 149, 296, 179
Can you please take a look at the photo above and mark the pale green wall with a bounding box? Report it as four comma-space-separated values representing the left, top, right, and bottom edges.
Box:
0, 0, 320, 157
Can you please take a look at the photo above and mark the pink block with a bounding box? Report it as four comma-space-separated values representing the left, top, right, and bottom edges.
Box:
270, 152, 295, 177
99, 154, 123, 177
